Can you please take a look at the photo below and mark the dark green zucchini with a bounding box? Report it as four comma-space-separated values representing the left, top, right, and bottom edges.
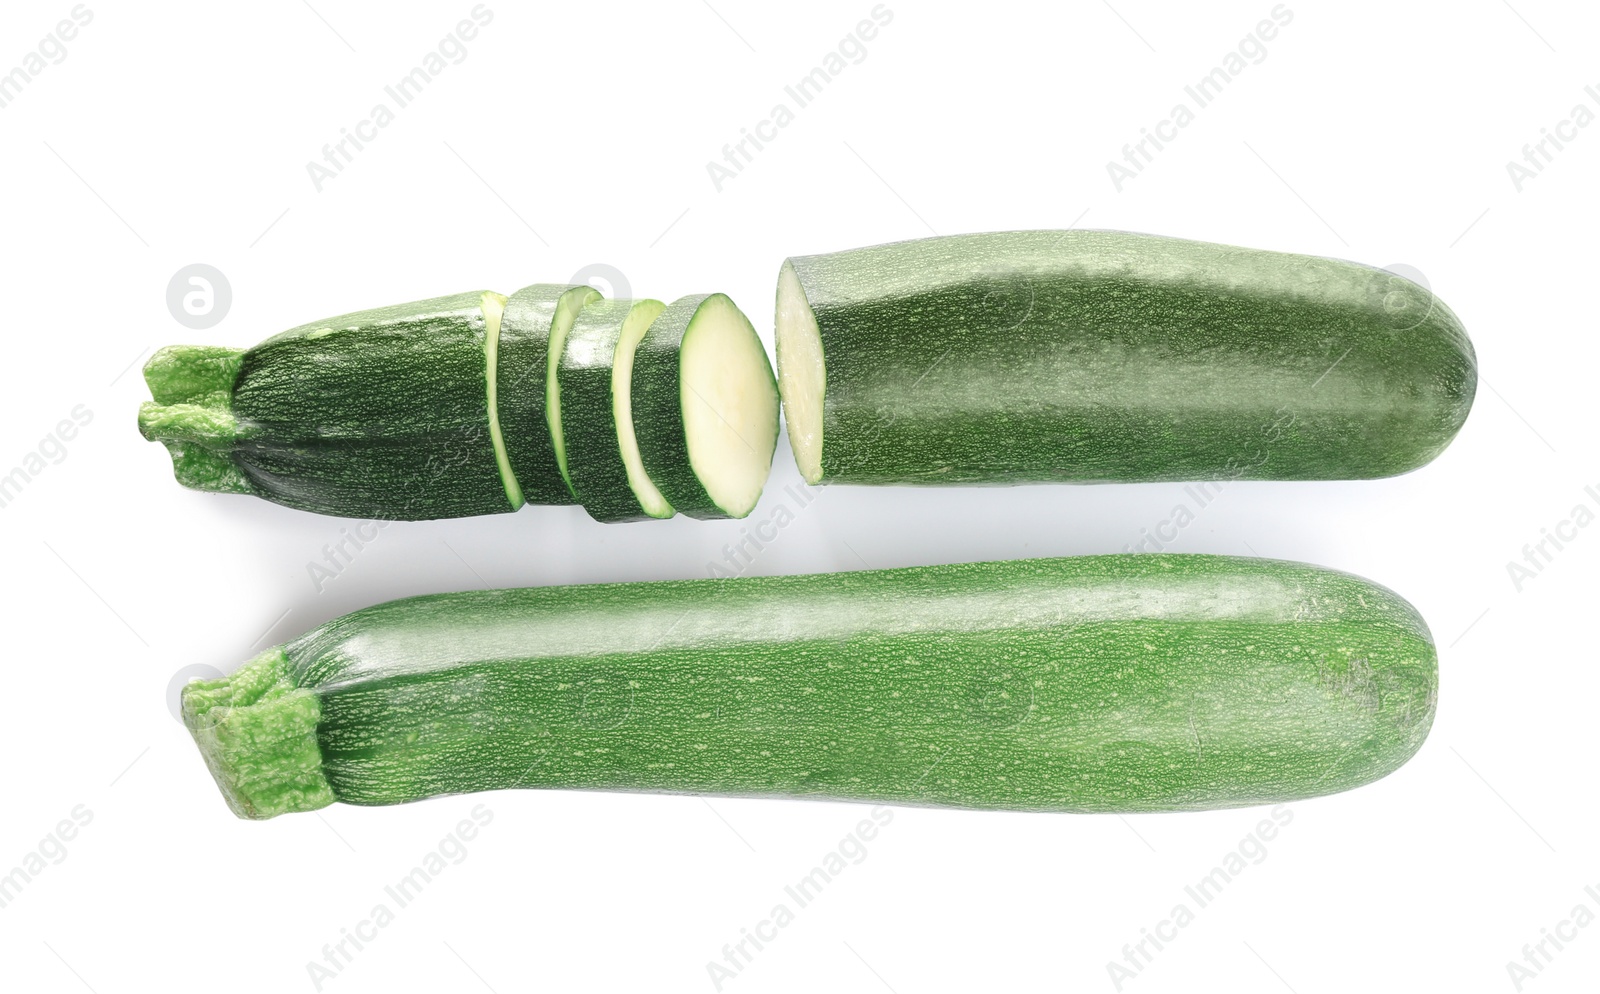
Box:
140, 291, 516, 519
776, 230, 1477, 485
495, 283, 600, 505
556, 297, 674, 522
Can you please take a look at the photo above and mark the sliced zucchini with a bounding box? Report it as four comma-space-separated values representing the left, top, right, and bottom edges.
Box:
775, 261, 826, 484
557, 297, 673, 522
495, 283, 600, 504
206, 291, 513, 519
480, 291, 517, 507
631, 294, 779, 520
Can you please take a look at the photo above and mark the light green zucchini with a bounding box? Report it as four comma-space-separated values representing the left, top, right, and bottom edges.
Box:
181, 554, 1437, 820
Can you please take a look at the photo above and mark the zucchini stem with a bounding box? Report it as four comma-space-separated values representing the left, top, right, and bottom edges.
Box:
138, 345, 254, 495
181, 649, 336, 820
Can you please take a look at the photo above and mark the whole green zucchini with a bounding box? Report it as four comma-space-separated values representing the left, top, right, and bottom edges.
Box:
181, 554, 1437, 820
776, 230, 1477, 485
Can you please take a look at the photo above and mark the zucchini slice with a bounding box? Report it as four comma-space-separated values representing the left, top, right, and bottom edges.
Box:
481, 291, 517, 507
777, 230, 1477, 486
495, 283, 601, 505
181, 554, 1439, 820
141, 291, 517, 520
556, 297, 674, 522
631, 294, 779, 519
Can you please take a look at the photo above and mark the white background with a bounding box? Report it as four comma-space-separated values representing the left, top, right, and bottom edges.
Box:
1, 0, 1595, 991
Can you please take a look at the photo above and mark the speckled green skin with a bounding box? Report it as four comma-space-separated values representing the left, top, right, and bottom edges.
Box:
141, 293, 512, 520
182, 555, 1438, 819
557, 298, 668, 522
630, 294, 723, 517
496, 284, 599, 505
785, 230, 1477, 485
229, 292, 509, 519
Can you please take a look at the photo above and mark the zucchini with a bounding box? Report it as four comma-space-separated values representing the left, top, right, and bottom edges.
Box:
140, 281, 781, 523
140, 291, 517, 519
556, 297, 674, 522
495, 283, 600, 505
631, 294, 780, 519
776, 231, 1477, 486
181, 554, 1437, 820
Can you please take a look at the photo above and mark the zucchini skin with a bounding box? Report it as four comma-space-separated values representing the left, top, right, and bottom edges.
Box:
783, 231, 1477, 485
557, 298, 667, 522
495, 284, 599, 505
630, 294, 721, 517
233, 292, 510, 519
184, 555, 1438, 819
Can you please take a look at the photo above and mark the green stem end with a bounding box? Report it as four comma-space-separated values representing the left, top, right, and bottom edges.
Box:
181, 649, 336, 820
138, 345, 254, 495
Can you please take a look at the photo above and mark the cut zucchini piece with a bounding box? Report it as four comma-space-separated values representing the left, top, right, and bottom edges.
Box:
776, 231, 1477, 486
775, 261, 826, 485
614, 302, 675, 522
480, 291, 519, 508
165, 291, 515, 519
631, 294, 779, 519
557, 297, 673, 522
496, 283, 601, 504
